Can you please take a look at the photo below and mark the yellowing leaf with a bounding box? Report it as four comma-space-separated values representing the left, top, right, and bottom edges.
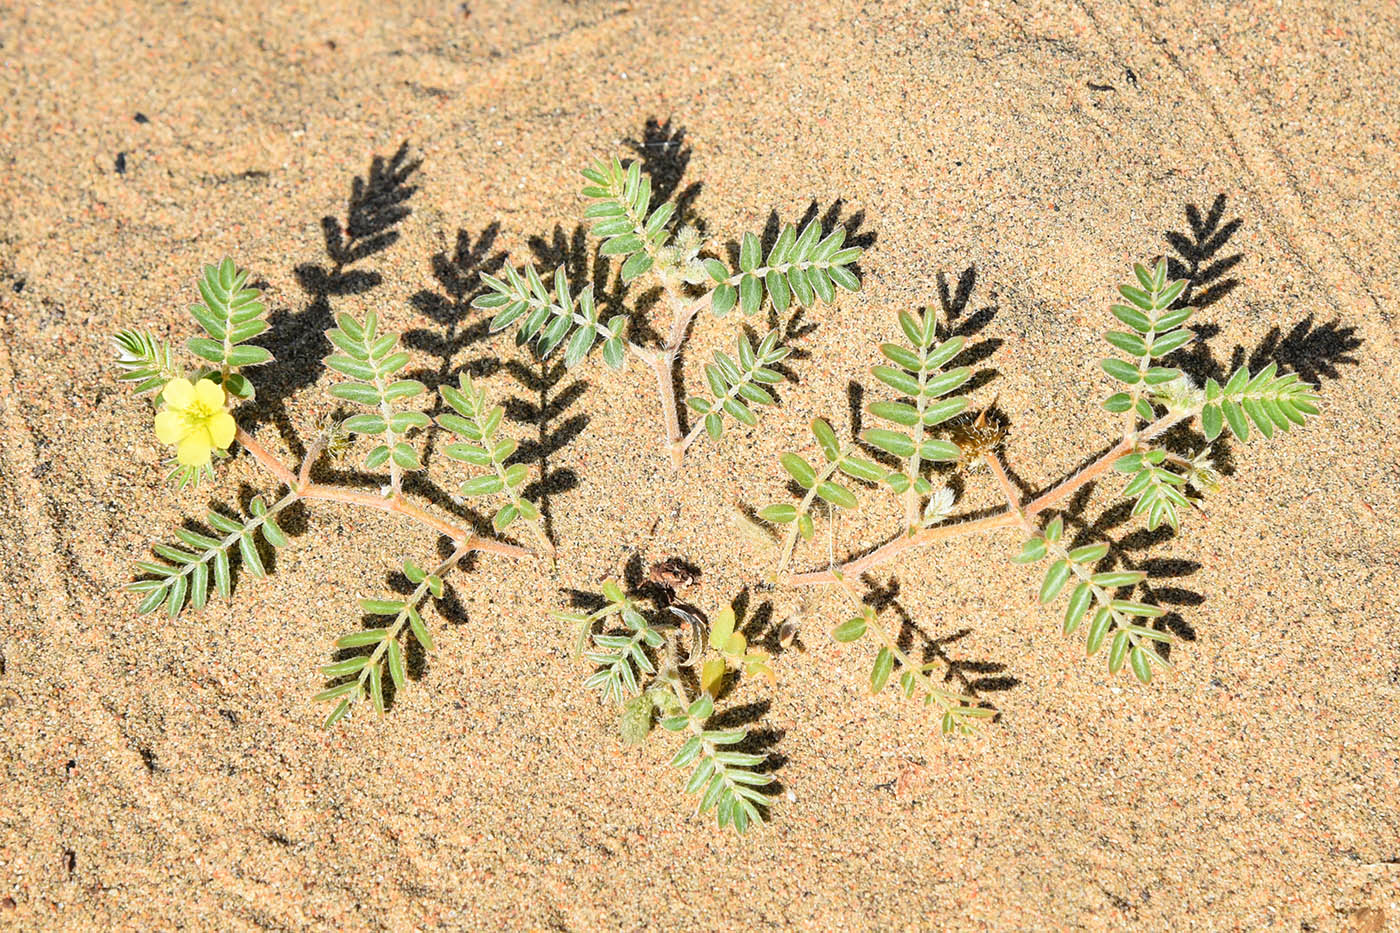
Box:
746, 657, 776, 686
731, 508, 778, 556
701, 657, 727, 697
710, 607, 736, 650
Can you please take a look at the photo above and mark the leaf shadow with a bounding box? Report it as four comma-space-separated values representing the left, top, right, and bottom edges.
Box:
1164, 193, 1242, 312
1058, 486, 1203, 648
624, 116, 703, 229
403, 222, 508, 397
249, 142, 421, 461
860, 575, 1021, 708
937, 265, 1002, 392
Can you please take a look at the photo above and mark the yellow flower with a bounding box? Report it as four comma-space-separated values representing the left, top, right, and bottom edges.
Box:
154, 377, 236, 467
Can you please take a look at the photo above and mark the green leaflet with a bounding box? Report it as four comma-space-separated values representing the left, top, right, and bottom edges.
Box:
437, 373, 549, 555
113, 329, 183, 396
324, 310, 425, 473
1099, 259, 1194, 420
184, 259, 273, 383
130, 498, 293, 620
691, 330, 790, 445
1201, 362, 1319, 442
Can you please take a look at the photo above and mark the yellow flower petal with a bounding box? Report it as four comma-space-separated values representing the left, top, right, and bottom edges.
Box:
208, 411, 236, 449
177, 429, 212, 467
162, 377, 195, 409
194, 378, 225, 410
154, 409, 185, 444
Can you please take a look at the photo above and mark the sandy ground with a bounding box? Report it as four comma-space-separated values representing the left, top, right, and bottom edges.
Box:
2, 0, 1398, 929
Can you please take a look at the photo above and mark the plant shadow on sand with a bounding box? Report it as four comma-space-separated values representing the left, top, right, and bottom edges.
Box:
823, 267, 1021, 716
399, 218, 589, 552
134, 145, 477, 611
595, 115, 879, 440
253, 141, 421, 462
205, 142, 560, 700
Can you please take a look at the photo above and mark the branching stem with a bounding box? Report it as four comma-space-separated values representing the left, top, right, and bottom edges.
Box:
985, 448, 1028, 528
784, 409, 1193, 586
234, 425, 531, 559
628, 289, 715, 469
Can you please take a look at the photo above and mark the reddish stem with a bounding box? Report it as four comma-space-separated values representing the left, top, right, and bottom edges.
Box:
782, 410, 1190, 586
234, 426, 532, 559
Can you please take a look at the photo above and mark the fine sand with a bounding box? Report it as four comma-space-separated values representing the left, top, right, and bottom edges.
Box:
2, 1, 1398, 929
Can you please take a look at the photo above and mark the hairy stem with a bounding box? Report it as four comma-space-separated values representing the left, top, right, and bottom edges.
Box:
297, 432, 328, 488
985, 448, 1028, 528
640, 289, 715, 469
629, 343, 688, 469
784, 409, 1193, 586
663, 290, 713, 358
235, 425, 531, 559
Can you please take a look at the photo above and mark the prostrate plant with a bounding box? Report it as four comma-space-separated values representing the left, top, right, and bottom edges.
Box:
752, 259, 1318, 718
555, 583, 775, 833
114, 260, 544, 725
115, 165, 1323, 840
474, 155, 864, 467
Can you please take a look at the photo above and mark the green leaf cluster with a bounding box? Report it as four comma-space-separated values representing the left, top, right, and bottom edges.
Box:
762, 417, 875, 542
1099, 259, 1193, 419
128, 494, 292, 618
475, 263, 626, 369
660, 691, 773, 834
112, 329, 183, 396
1012, 516, 1169, 683
1200, 362, 1320, 443
185, 258, 272, 399
576, 581, 665, 705
1114, 449, 1190, 532
863, 308, 971, 507
558, 583, 776, 832
580, 157, 674, 284
701, 607, 774, 695
704, 217, 862, 318
325, 311, 428, 472
316, 555, 447, 727
438, 373, 544, 535
685, 329, 790, 442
